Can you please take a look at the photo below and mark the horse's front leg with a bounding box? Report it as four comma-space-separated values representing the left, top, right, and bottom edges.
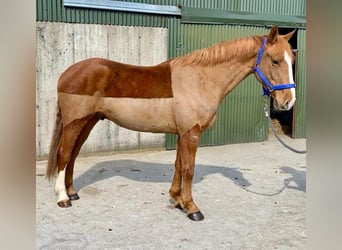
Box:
179, 124, 204, 221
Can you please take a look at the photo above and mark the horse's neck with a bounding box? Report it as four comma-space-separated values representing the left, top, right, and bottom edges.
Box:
227, 39, 261, 90
222, 62, 255, 95
212, 45, 259, 100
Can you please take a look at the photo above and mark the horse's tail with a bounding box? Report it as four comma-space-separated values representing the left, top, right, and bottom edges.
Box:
46, 102, 63, 180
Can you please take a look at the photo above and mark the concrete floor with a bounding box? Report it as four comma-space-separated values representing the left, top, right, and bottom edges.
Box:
36, 135, 306, 250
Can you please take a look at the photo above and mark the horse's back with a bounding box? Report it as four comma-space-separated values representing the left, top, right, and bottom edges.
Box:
57, 58, 173, 98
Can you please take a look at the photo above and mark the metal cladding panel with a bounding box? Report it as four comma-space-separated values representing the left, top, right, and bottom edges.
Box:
180, 0, 305, 16
113, 0, 178, 5
294, 29, 306, 138
126, 0, 305, 15
36, 0, 172, 27
117, 0, 306, 16
37, 0, 306, 25
237, 0, 305, 16
166, 24, 269, 149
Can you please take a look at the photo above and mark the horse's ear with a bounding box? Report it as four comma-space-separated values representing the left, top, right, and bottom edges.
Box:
268, 25, 278, 44
282, 28, 297, 41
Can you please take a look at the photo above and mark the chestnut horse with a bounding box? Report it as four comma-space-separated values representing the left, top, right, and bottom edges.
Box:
47, 25, 296, 221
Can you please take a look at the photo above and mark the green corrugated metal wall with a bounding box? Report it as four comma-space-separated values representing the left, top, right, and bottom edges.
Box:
37, 0, 306, 25
36, 0, 173, 27
36, 0, 306, 147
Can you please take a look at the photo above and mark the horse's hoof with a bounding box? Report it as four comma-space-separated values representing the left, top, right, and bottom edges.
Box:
175, 204, 183, 210
187, 211, 204, 221
57, 200, 72, 208
68, 193, 80, 201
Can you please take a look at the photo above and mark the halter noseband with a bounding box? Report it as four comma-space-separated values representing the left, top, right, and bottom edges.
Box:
253, 38, 296, 96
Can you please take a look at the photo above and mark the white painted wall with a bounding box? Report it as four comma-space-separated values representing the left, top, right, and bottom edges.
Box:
36, 22, 168, 158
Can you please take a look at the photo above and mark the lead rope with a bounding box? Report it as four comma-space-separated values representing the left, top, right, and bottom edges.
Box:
263, 97, 306, 154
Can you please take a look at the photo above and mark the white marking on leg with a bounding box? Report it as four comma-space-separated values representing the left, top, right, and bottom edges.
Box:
55, 169, 69, 202
284, 51, 296, 109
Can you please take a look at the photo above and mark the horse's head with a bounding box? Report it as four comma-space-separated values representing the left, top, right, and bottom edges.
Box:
254, 25, 297, 111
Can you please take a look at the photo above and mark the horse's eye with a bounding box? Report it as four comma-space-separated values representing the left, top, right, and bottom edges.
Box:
272, 60, 279, 65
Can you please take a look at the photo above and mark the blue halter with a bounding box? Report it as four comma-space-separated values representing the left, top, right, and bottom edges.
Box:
253, 38, 296, 96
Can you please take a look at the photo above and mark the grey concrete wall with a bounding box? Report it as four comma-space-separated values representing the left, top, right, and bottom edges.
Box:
36, 22, 168, 158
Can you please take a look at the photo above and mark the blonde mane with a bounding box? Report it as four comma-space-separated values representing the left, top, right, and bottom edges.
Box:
172, 35, 264, 67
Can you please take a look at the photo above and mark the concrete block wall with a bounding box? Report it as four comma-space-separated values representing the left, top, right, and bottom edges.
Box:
36, 22, 168, 158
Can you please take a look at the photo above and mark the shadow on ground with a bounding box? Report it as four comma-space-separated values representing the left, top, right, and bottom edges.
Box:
280, 166, 306, 192
74, 159, 306, 196
74, 159, 250, 191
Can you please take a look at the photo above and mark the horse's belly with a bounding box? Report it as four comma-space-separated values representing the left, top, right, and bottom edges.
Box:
98, 97, 177, 133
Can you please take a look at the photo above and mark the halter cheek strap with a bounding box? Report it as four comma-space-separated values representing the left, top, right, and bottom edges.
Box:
253, 38, 296, 96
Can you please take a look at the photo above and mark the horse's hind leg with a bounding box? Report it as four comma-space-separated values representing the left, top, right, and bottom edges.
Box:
55, 115, 98, 207
169, 141, 182, 209
65, 115, 100, 201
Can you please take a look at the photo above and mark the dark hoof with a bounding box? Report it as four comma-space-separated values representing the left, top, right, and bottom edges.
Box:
175, 204, 184, 210
57, 200, 72, 208
68, 193, 80, 201
187, 211, 204, 221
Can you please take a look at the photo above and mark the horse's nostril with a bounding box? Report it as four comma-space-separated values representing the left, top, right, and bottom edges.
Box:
283, 100, 290, 110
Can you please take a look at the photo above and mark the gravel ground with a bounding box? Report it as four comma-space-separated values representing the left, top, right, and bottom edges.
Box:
36, 135, 306, 250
